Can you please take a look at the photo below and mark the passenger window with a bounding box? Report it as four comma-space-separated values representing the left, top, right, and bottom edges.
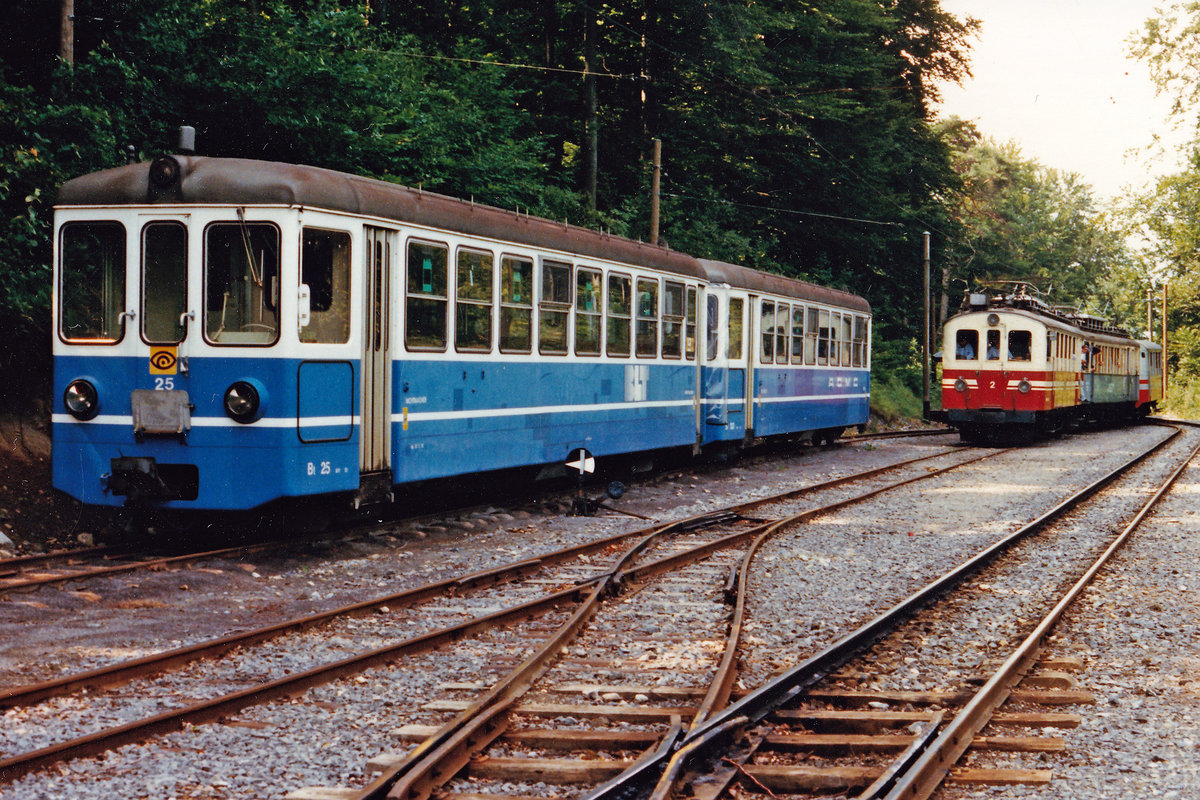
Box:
829, 312, 841, 364
142, 222, 187, 344
636, 278, 659, 358
455, 248, 493, 352
760, 300, 775, 362
205, 222, 280, 345
706, 294, 719, 362
776, 304, 789, 364
499, 255, 533, 353
728, 298, 744, 360
686, 287, 697, 360
1008, 330, 1031, 361
607, 273, 632, 357
540, 260, 571, 355
791, 306, 805, 364
818, 309, 831, 365
853, 316, 868, 367
576, 268, 602, 356
805, 307, 819, 365
841, 315, 853, 366
662, 281, 685, 359
955, 330, 978, 360
61, 221, 127, 343
405, 241, 448, 350
300, 228, 351, 344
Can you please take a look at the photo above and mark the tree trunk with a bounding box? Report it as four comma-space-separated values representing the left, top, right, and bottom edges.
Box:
60, 0, 74, 67
582, 5, 598, 210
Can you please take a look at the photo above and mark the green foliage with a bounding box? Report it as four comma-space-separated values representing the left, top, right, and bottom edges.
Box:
870, 371, 924, 422
0, 78, 131, 408
0, 0, 982, 413
938, 118, 1130, 320
870, 332, 925, 421
1128, 2, 1200, 392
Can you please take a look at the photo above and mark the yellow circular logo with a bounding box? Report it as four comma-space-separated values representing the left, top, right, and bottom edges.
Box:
149, 348, 178, 374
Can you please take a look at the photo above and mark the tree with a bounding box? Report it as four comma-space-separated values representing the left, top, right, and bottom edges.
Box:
938, 118, 1129, 323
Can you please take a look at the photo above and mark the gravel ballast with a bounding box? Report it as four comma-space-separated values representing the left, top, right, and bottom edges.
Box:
3, 428, 1199, 799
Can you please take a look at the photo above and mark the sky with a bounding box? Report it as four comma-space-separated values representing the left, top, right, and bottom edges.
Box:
934, 0, 1190, 202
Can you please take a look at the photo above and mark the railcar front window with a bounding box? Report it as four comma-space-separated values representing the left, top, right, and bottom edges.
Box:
300, 228, 351, 344
455, 249, 494, 352
142, 222, 187, 344
985, 330, 1001, 360
636, 279, 659, 358
1008, 330, 1031, 361
406, 241, 448, 350
60, 221, 126, 343
204, 222, 280, 345
500, 256, 533, 353
955, 330, 978, 360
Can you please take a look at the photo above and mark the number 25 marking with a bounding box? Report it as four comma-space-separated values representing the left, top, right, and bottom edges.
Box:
154, 377, 175, 390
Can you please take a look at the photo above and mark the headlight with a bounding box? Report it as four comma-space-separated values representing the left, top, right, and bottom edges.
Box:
1018, 380, 1031, 394
64, 380, 99, 420
954, 378, 968, 393
149, 155, 181, 188
224, 381, 261, 423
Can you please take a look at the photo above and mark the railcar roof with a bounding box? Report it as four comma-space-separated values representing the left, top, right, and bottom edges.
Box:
697, 259, 870, 312
57, 156, 706, 279
57, 156, 870, 311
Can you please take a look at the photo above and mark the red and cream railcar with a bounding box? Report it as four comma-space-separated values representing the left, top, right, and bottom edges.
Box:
941, 291, 1159, 441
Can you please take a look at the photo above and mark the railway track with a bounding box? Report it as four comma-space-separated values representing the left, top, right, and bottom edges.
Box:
1, 426, 1179, 798
584, 426, 1195, 800
0, 429, 950, 598
0, 446, 995, 788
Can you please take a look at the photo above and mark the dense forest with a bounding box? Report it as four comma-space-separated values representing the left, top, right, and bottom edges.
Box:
0, 0, 1185, 415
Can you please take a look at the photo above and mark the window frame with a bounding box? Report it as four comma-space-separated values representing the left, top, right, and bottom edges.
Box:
202, 219, 282, 347
538, 258, 572, 356
760, 299, 775, 363
140, 220, 189, 346
58, 220, 129, 345
775, 302, 789, 365
299, 226, 353, 346
728, 297, 745, 361
635, 276, 660, 359
404, 238, 450, 352
498, 253, 534, 354
662, 280, 686, 359
453, 246, 495, 354
606, 271, 633, 358
575, 266, 603, 357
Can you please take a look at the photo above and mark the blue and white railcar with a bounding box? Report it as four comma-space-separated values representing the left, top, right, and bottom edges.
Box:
52, 156, 870, 513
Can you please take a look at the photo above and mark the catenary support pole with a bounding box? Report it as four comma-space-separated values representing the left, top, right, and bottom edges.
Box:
922, 231, 931, 419
649, 139, 661, 245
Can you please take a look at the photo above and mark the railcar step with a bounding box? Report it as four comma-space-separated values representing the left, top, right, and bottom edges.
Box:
355, 470, 393, 507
